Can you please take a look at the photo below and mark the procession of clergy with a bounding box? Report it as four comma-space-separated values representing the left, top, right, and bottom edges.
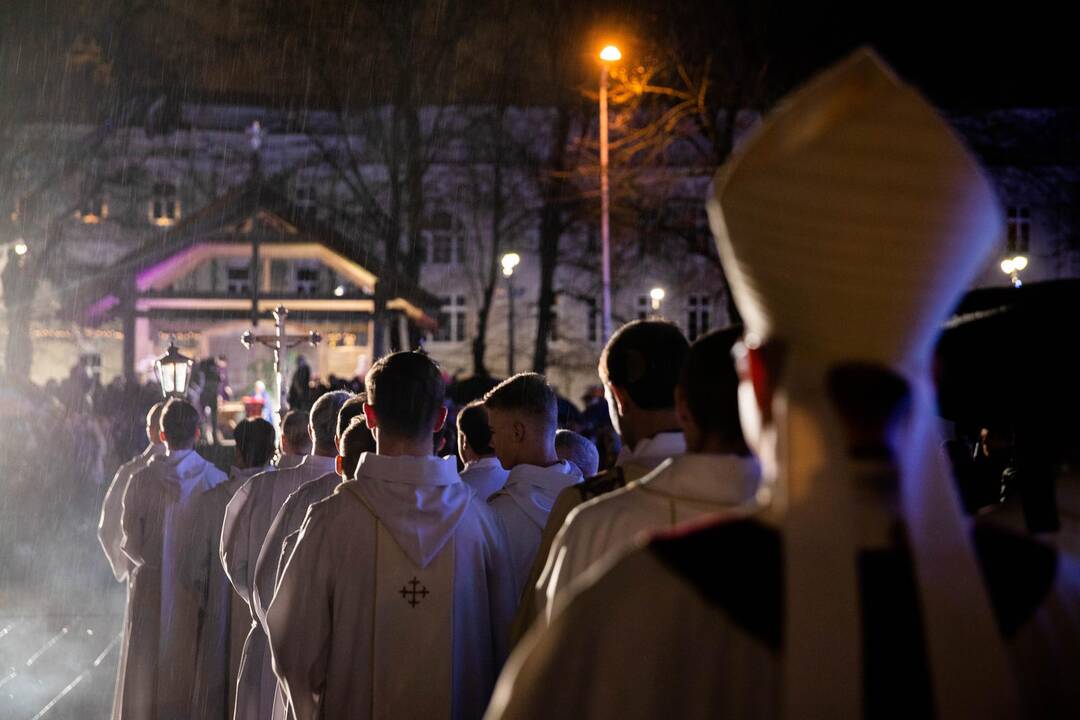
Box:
96, 50, 1080, 720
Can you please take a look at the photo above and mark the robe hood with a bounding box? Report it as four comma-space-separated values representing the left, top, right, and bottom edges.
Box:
501, 461, 583, 528
344, 453, 471, 568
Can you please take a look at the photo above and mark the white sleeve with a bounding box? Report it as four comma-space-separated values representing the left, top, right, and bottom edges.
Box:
265, 506, 333, 720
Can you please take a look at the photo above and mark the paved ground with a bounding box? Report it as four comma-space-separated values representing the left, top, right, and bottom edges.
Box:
0, 607, 123, 720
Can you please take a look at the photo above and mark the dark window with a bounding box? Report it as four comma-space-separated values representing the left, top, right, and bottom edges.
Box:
151, 183, 180, 225
296, 267, 319, 296
1007, 206, 1031, 254
637, 295, 649, 321
424, 211, 465, 264
687, 295, 712, 341
432, 295, 467, 342
227, 267, 250, 296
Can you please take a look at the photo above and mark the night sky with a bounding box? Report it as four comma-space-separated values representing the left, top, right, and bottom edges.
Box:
769, 1, 1077, 108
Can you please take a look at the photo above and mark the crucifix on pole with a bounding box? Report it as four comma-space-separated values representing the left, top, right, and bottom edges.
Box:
241, 304, 321, 431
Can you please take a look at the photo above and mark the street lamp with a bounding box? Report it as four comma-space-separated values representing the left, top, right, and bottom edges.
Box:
13, 240, 28, 256
598, 43, 621, 343
155, 337, 194, 398
502, 252, 521, 376
649, 287, 666, 315
1000, 254, 1028, 288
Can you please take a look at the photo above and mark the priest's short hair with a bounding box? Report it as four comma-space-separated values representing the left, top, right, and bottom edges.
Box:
483, 373, 557, 426
365, 351, 446, 439
161, 398, 200, 447
600, 320, 689, 410
679, 327, 749, 454
235, 417, 276, 468
339, 417, 376, 477
555, 429, 600, 477
311, 390, 353, 452
282, 411, 312, 455
337, 393, 368, 441
457, 401, 494, 455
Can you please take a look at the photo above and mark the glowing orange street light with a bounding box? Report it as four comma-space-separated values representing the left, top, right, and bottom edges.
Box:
600, 45, 622, 62
598, 43, 622, 341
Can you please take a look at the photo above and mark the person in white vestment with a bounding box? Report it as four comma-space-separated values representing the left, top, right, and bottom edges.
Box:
222, 391, 350, 720
118, 398, 227, 719
554, 430, 600, 478
267, 351, 517, 720
274, 410, 311, 470
487, 49, 1080, 720
484, 373, 583, 599
512, 321, 689, 642
254, 396, 373, 720
538, 327, 761, 623
100, 400, 165, 720
183, 418, 276, 720
458, 401, 510, 501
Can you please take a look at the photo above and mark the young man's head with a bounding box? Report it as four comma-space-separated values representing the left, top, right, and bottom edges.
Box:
280, 410, 312, 456
146, 401, 167, 446
336, 394, 368, 446
457, 401, 495, 465
555, 429, 600, 477
310, 390, 352, 457
483, 373, 558, 470
363, 352, 447, 454
599, 320, 690, 447
675, 327, 751, 456
234, 418, 276, 469
337, 417, 377, 479
160, 398, 200, 451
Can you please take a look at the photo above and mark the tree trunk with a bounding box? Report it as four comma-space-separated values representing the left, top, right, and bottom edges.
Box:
472, 108, 508, 378
532, 107, 573, 374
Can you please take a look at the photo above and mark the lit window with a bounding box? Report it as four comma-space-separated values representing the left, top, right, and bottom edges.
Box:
150, 183, 180, 227
687, 295, 712, 341
423, 211, 465, 265
432, 295, 467, 343
1007, 206, 1031, 254
77, 196, 108, 224
227, 267, 251, 296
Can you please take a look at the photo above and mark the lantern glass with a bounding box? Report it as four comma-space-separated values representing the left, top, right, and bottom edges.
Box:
155, 342, 194, 397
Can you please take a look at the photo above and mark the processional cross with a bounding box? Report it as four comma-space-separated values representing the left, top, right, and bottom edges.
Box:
240, 304, 321, 431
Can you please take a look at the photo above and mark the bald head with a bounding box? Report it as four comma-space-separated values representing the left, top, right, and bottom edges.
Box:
556, 429, 600, 477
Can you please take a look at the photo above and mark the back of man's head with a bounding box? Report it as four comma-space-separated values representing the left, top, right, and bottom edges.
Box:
337, 393, 368, 442
310, 390, 352, 454
339, 417, 377, 478
678, 327, 749, 455
281, 410, 312, 455
483, 373, 558, 430
457, 401, 494, 459
555, 429, 600, 477
146, 401, 167, 445
234, 418, 276, 468
600, 320, 689, 411
365, 352, 446, 440
161, 398, 200, 448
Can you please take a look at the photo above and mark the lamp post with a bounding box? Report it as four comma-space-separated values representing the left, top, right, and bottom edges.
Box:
240, 304, 322, 432
501, 252, 521, 376
649, 287, 666, 318
599, 44, 621, 343
155, 337, 194, 399
1000, 253, 1029, 288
